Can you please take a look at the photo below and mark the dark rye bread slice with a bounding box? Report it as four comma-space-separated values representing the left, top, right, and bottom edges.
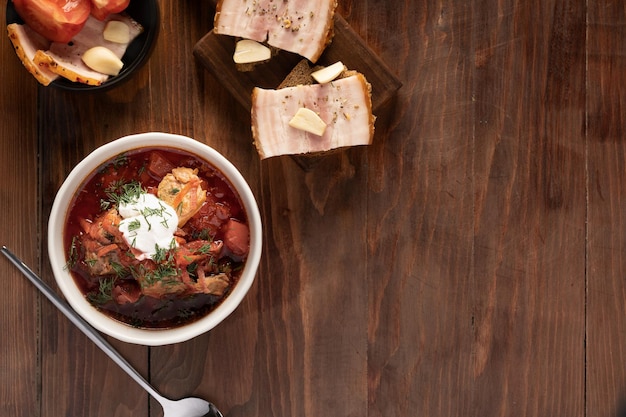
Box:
278, 59, 319, 88
278, 59, 362, 88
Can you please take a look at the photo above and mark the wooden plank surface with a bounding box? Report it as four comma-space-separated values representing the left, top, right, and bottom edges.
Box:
587, 2, 626, 417
364, 0, 477, 413
0, 5, 39, 416
1, 0, 626, 416
471, 1, 586, 415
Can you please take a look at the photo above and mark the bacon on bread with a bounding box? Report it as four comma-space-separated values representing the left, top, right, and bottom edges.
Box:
214, 0, 338, 63
251, 60, 375, 159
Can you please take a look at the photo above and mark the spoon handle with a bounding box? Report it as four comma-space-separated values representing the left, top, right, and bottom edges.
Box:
1, 245, 165, 403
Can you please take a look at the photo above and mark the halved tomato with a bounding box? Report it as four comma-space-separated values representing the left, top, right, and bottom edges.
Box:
12, 0, 91, 43
90, 0, 130, 21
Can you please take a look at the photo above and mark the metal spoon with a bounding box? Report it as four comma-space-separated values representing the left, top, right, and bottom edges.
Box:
1, 245, 223, 417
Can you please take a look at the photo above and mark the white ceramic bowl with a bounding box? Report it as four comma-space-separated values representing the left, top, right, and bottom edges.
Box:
48, 132, 262, 345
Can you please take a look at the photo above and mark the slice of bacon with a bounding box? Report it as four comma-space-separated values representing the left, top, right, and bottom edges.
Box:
214, 0, 337, 63
251, 73, 375, 159
33, 13, 144, 85
7, 23, 59, 86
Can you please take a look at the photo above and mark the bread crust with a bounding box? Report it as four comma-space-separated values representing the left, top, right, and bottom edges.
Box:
250, 88, 266, 159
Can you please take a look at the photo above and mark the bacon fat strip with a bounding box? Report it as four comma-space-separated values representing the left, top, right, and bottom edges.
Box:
214, 0, 337, 63
251, 73, 375, 159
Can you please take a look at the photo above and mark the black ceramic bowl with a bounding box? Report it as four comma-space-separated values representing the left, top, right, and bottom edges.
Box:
6, 0, 159, 91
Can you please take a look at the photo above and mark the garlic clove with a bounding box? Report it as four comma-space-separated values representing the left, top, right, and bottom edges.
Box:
311, 61, 346, 84
288, 108, 327, 136
82, 46, 124, 76
233, 39, 271, 64
103, 20, 131, 44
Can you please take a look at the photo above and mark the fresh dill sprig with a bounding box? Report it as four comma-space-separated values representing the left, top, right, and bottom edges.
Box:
196, 242, 214, 254
64, 236, 79, 270
141, 262, 180, 288
105, 180, 145, 207
127, 219, 142, 232
88, 277, 116, 305
110, 261, 127, 278
112, 153, 129, 169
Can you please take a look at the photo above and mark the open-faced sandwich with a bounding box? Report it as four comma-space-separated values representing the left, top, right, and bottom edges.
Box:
214, 0, 338, 68
251, 60, 376, 159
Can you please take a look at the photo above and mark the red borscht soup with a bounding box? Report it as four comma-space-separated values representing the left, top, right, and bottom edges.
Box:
64, 147, 250, 329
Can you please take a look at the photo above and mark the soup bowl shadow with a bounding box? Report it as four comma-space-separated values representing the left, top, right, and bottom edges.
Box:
48, 132, 262, 346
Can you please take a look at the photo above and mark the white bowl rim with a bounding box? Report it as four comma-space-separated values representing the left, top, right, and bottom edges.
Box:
48, 132, 262, 346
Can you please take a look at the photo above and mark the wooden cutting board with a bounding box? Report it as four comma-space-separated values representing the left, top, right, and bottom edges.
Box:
193, 12, 402, 113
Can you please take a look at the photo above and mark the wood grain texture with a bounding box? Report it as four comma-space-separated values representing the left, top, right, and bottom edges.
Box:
0, 5, 39, 417
587, 2, 626, 417
364, 1, 476, 415
471, 2, 586, 416
1, 0, 626, 416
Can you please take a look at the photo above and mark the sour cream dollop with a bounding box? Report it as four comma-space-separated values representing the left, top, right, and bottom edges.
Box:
118, 192, 179, 261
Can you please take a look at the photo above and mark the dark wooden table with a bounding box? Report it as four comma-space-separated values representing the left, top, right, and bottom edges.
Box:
2, 1, 625, 416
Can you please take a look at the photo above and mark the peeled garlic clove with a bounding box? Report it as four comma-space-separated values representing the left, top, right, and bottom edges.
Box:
103, 20, 131, 44
288, 108, 327, 136
311, 61, 345, 84
82, 46, 123, 76
233, 39, 271, 64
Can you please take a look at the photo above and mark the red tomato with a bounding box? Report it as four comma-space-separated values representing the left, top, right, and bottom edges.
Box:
90, 0, 130, 21
12, 0, 91, 43
223, 219, 250, 257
